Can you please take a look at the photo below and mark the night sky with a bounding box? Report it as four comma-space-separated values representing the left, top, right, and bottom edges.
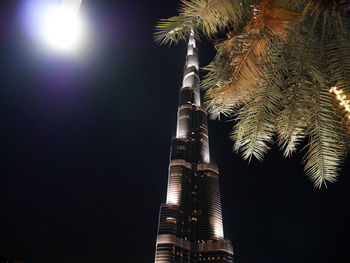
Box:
1, 1, 350, 263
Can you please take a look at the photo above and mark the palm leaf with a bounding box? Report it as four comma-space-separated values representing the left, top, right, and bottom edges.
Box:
303, 71, 347, 188
276, 30, 315, 156
325, 19, 350, 95
246, 0, 302, 41
180, 0, 247, 38
154, 0, 350, 188
204, 0, 300, 119
232, 71, 284, 161
231, 39, 285, 161
205, 35, 268, 119
302, 0, 350, 17
201, 47, 232, 93
154, 16, 200, 45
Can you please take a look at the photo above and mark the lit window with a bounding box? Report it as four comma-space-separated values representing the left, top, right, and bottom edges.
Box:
206, 173, 217, 178
170, 173, 182, 177
179, 114, 191, 120
165, 217, 177, 223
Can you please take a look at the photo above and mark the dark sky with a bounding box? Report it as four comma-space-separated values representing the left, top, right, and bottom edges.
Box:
1, 1, 350, 263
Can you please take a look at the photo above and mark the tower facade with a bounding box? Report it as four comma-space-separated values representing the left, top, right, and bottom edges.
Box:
154, 33, 234, 263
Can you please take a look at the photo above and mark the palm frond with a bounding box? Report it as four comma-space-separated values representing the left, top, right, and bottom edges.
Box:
204, 0, 300, 119
231, 69, 284, 161
325, 20, 350, 94
201, 34, 241, 118
205, 33, 267, 118
231, 39, 285, 161
303, 0, 350, 17
180, 0, 248, 38
154, 16, 200, 45
303, 71, 347, 188
154, 0, 350, 188
277, 93, 309, 157
201, 48, 232, 92
276, 30, 315, 156
246, 0, 302, 41
205, 35, 269, 118
323, 15, 350, 149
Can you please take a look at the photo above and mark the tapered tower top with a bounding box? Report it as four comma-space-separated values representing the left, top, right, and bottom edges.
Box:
181, 30, 201, 106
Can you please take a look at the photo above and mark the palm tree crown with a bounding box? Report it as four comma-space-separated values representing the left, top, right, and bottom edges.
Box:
155, 0, 350, 188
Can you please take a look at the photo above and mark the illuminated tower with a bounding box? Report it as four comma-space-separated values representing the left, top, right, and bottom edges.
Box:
154, 32, 234, 263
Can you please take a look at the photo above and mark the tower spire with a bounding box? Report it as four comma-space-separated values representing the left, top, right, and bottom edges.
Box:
154, 35, 234, 263
181, 30, 200, 106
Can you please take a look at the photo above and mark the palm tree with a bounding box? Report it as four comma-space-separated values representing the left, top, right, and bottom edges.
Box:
155, 0, 350, 188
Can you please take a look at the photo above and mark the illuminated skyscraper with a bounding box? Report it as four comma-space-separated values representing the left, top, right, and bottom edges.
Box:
154, 32, 234, 263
